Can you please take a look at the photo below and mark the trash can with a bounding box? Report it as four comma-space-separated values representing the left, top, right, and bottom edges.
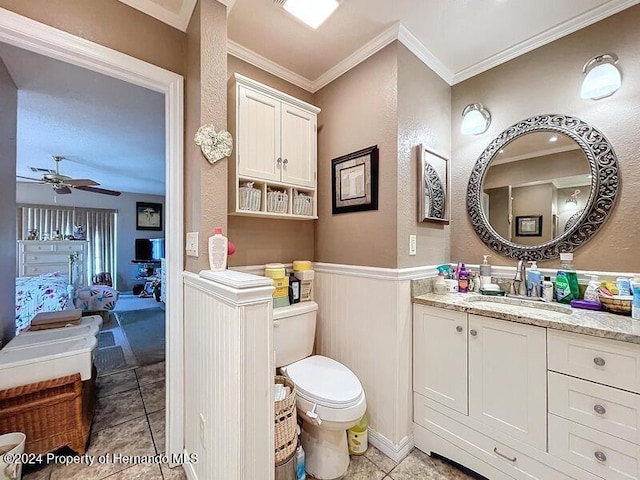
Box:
0, 432, 26, 480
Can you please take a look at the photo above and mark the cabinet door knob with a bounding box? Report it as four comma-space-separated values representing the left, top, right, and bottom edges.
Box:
594, 451, 607, 462
283, 158, 289, 165
493, 447, 516, 463
593, 357, 606, 367
456, 325, 463, 333
593, 404, 606, 415
277, 157, 282, 165
273, 320, 280, 328
470, 329, 478, 337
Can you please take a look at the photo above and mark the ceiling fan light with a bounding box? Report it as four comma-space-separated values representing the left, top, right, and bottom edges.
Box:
283, 0, 339, 29
581, 54, 621, 100
461, 103, 491, 135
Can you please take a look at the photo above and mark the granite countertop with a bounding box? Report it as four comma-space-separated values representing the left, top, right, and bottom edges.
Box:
413, 292, 640, 344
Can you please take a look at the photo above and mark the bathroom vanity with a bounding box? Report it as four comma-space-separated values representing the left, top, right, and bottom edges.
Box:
412, 293, 640, 480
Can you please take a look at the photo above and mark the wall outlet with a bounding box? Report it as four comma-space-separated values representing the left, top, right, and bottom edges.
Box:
409, 235, 417, 256
186, 232, 199, 257
199, 413, 206, 450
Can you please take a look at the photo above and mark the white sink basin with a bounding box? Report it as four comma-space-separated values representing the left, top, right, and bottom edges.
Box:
466, 295, 572, 314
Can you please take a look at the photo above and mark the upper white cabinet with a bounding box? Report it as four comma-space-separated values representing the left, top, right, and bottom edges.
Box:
229, 74, 320, 219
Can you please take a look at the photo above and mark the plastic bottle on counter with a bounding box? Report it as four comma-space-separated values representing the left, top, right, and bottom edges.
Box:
542, 276, 554, 302
480, 255, 492, 288
208, 227, 228, 271
584, 275, 601, 302
434, 272, 447, 295
457, 263, 469, 293
632, 276, 640, 321
556, 253, 580, 304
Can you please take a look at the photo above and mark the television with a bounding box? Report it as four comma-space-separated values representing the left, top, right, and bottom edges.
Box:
135, 238, 165, 262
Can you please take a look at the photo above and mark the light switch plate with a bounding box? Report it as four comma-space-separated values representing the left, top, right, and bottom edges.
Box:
409, 235, 417, 256
186, 232, 199, 257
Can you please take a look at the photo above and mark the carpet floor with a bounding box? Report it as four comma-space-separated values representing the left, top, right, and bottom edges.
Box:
116, 307, 165, 367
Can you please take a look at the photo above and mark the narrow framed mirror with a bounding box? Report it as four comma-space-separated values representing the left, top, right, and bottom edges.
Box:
419, 145, 449, 223
467, 114, 619, 261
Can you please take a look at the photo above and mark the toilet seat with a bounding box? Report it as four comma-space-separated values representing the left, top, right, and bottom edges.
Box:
282, 355, 364, 408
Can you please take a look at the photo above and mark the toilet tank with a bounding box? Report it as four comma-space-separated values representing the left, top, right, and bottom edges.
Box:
273, 301, 318, 368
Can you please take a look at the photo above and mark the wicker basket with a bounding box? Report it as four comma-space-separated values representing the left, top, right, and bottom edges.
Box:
267, 190, 289, 214
274, 375, 297, 464
599, 295, 632, 315
0, 367, 96, 455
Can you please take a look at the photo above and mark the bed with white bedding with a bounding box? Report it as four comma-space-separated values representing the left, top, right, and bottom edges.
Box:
15, 272, 73, 333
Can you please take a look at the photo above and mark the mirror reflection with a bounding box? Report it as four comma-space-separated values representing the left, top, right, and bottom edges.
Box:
481, 131, 591, 246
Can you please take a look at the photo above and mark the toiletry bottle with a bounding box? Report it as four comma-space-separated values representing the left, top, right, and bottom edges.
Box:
631, 276, 640, 321
616, 277, 632, 296
542, 276, 554, 302
556, 253, 580, 303
289, 272, 301, 304
480, 255, 492, 288
434, 272, 447, 295
296, 436, 306, 480
457, 263, 469, 293
527, 261, 541, 297
584, 275, 601, 302
208, 227, 228, 271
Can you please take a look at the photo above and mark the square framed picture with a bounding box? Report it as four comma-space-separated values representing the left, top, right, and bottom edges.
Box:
331, 145, 379, 214
515, 215, 542, 237
136, 202, 163, 231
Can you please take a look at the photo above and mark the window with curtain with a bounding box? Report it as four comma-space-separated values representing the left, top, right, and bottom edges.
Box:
17, 204, 117, 284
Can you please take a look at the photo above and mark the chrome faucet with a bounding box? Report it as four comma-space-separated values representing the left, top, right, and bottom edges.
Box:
512, 260, 528, 296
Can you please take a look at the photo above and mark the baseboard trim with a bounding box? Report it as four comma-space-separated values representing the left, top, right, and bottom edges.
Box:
368, 428, 414, 463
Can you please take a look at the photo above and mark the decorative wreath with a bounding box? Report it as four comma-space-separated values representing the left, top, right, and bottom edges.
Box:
194, 124, 233, 164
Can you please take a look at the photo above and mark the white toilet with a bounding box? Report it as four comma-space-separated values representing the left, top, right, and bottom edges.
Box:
274, 302, 366, 480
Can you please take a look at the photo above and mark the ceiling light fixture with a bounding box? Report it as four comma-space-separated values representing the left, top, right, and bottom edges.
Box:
581, 53, 621, 100
282, 0, 339, 29
461, 103, 491, 135
565, 189, 581, 208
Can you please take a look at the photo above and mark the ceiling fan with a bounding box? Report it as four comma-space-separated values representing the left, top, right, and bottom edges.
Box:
17, 155, 122, 196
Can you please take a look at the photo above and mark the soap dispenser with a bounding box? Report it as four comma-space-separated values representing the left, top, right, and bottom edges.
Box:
480, 255, 492, 288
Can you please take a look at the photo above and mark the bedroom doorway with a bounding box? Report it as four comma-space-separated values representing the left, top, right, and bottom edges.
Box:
0, 8, 185, 463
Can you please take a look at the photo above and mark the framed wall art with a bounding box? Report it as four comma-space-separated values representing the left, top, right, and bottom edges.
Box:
515, 215, 542, 237
331, 145, 379, 214
136, 202, 163, 231
418, 145, 449, 223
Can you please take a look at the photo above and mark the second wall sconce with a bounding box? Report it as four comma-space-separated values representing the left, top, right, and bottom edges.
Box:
461, 103, 491, 135
581, 53, 621, 100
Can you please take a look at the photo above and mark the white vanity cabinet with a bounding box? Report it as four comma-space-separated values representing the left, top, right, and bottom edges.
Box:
229, 74, 319, 219
413, 304, 603, 480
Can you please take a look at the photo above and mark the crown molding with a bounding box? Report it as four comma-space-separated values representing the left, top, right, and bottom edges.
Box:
311, 22, 402, 91
227, 39, 314, 92
452, 0, 640, 84
397, 24, 454, 85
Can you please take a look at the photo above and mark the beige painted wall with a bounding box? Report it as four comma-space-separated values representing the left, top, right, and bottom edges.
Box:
184, 0, 228, 273
227, 55, 315, 266
0, 56, 16, 345
397, 44, 451, 268
451, 5, 640, 271
512, 184, 553, 245
315, 43, 399, 268
0, 0, 186, 75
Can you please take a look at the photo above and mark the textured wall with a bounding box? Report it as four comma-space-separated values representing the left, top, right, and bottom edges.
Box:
184, 0, 228, 273
0, 57, 16, 345
227, 55, 315, 267
451, 5, 640, 272
0, 0, 186, 75
397, 44, 451, 268
315, 44, 399, 268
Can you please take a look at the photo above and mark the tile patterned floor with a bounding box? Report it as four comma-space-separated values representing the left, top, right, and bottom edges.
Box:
23, 360, 482, 479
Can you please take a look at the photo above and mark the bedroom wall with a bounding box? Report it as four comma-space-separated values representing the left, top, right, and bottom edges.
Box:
16, 183, 165, 292
0, 56, 16, 346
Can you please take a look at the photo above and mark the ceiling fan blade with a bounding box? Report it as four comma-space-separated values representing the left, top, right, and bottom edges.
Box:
65, 179, 100, 187
54, 186, 72, 194
17, 175, 45, 183
75, 185, 122, 196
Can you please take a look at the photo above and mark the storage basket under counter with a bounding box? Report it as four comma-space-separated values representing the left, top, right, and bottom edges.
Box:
274, 375, 297, 464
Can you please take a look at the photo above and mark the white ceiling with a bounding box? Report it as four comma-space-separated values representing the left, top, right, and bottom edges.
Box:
0, 43, 166, 196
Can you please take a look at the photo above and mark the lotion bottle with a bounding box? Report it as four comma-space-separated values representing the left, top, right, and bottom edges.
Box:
542, 276, 554, 302
208, 227, 228, 271
480, 255, 492, 288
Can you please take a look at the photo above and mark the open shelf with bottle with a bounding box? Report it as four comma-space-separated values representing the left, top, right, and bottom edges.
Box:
231, 178, 317, 220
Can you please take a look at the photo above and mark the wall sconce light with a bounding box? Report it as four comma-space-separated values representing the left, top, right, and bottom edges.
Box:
565, 189, 581, 209
461, 103, 491, 135
581, 53, 621, 100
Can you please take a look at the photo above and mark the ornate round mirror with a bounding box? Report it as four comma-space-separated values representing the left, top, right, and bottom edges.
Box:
467, 114, 619, 261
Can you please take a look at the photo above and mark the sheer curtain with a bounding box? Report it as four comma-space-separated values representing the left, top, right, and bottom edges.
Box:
17, 204, 117, 283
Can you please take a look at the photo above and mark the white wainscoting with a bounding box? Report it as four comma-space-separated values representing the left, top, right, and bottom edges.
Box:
183, 271, 274, 480
313, 263, 439, 463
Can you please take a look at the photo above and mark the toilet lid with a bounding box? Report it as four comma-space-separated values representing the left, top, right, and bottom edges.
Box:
284, 355, 363, 407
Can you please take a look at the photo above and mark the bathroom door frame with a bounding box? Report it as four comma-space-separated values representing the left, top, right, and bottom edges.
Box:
0, 8, 185, 463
